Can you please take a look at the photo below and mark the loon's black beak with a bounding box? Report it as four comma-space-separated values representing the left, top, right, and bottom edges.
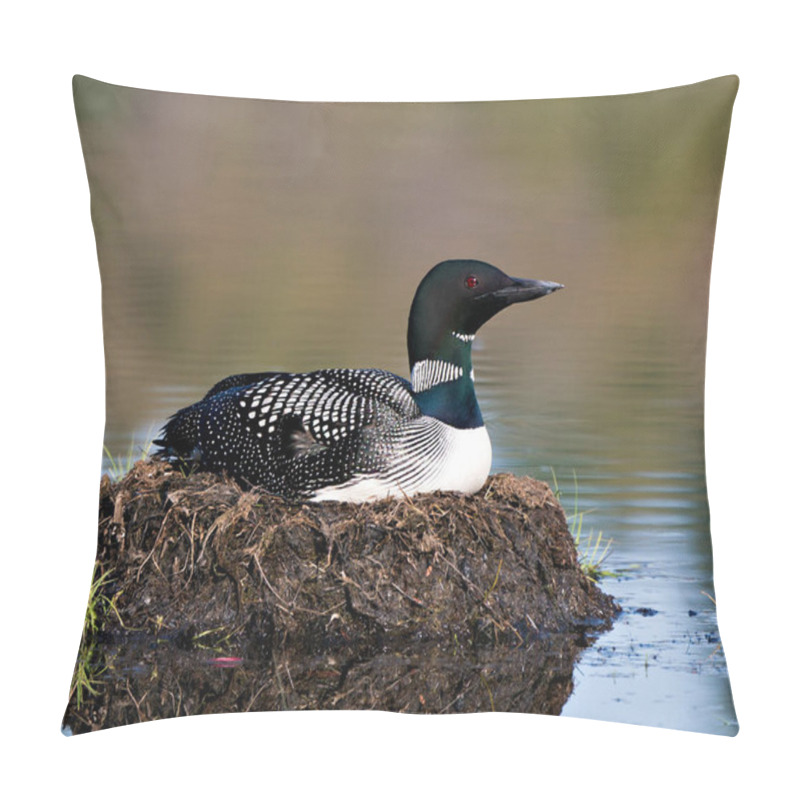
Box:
488, 278, 564, 305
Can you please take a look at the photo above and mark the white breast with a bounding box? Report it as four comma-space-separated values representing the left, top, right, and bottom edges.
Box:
310, 419, 492, 503
427, 423, 492, 494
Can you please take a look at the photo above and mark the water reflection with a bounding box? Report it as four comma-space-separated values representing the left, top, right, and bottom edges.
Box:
66, 632, 602, 733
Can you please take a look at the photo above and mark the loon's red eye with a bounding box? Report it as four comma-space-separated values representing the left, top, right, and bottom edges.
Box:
465, 275, 479, 289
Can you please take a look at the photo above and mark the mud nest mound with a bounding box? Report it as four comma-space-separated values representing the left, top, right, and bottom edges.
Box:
94, 460, 618, 647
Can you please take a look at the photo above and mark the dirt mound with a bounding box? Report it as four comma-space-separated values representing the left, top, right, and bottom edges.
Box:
64, 461, 619, 732
94, 460, 617, 642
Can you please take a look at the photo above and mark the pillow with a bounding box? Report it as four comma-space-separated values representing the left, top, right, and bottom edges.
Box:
64, 75, 738, 735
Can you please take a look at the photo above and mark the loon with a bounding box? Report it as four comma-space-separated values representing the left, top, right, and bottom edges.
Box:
154, 259, 562, 502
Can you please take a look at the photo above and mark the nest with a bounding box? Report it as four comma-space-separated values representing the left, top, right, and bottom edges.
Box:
95, 460, 617, 643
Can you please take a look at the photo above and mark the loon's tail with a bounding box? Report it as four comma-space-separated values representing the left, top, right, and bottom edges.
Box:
153, 372, 279, 463
152, 404, 203, 463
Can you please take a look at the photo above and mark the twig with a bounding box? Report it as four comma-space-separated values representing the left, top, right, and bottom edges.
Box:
390, 582, 426, 608
252, 554, 292, 609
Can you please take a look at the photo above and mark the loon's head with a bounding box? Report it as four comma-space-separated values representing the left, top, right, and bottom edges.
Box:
407, 259, 563, 370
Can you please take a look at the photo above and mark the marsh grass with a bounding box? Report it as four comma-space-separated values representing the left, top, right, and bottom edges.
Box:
551, 469, 616, 582
103, 434, 154, 482
191, 625, 237, 651
70, 563, 125, 708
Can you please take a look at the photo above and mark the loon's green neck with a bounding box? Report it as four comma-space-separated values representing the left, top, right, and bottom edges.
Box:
409, 331, 483, 429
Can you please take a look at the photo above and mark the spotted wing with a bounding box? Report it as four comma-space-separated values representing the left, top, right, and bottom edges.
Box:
235, 368, 416, 447
159, 368, 420, 497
